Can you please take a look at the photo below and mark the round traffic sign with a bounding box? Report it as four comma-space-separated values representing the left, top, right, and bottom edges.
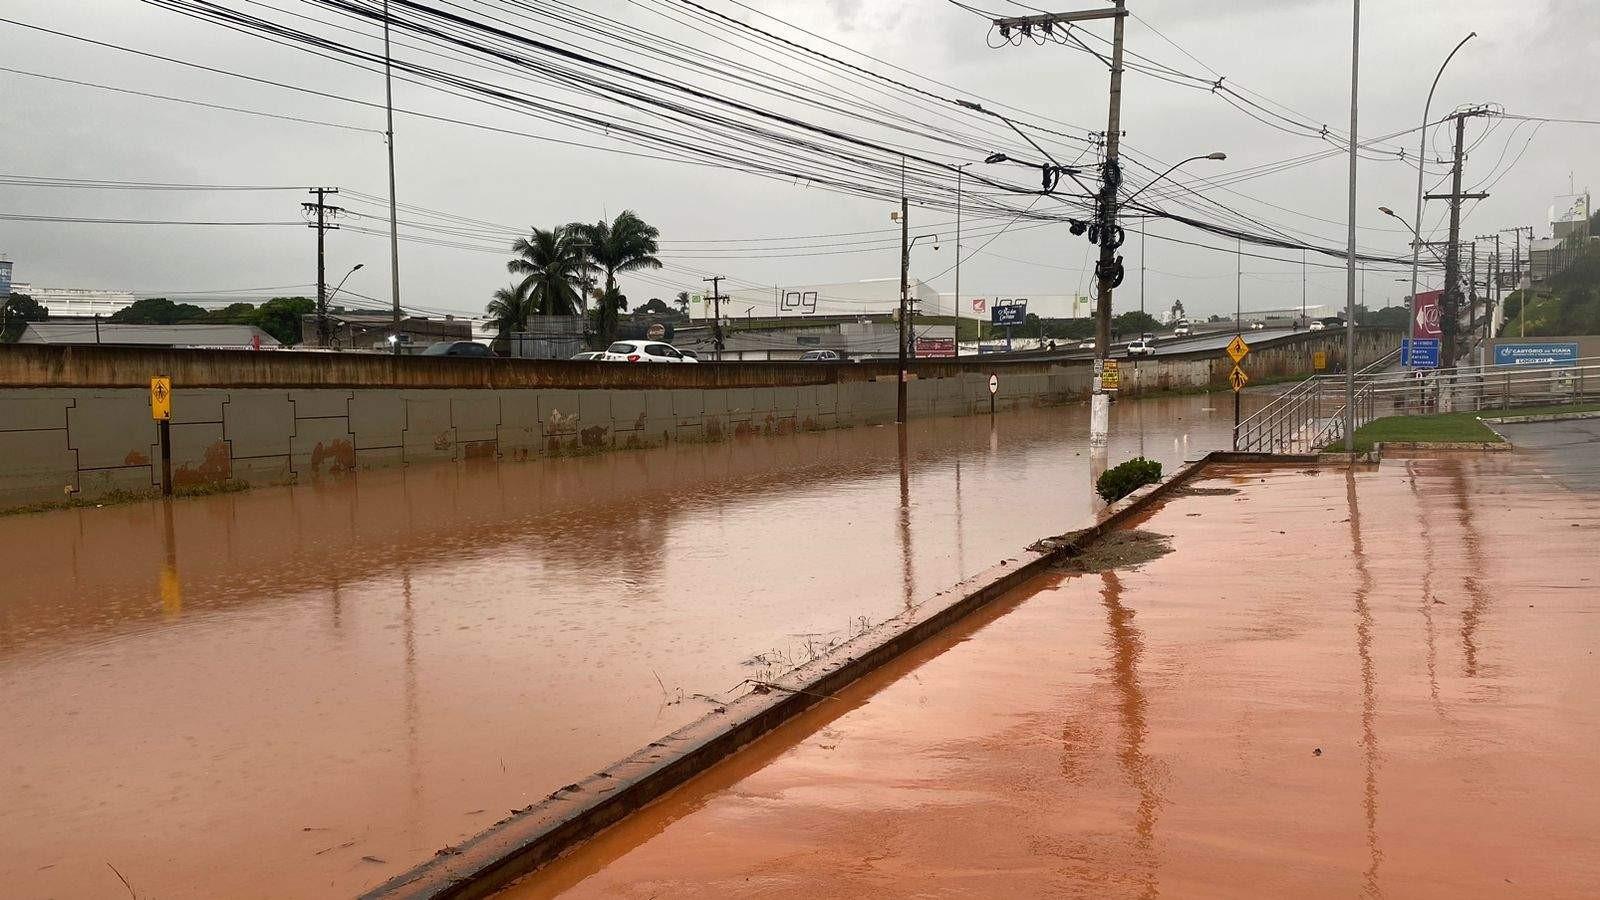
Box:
988, 374, 999, 395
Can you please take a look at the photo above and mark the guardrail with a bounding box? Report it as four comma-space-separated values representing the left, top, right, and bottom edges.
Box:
1235, 350, 1599, 453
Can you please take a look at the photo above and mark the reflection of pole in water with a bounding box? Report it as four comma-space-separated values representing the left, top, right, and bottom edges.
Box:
1447, 460, 1490, 679
401, 567, 423, 823
1344, 469, 1384, 895
897, 425, 915, 610
953, 450, 966, 581
1098, 570, 1160, 896
159, 500, 182, 616
1405, 462, 1447, 721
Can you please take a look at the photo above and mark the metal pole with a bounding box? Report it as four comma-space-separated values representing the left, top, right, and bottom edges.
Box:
1301, 249, 1307, 328
1089, 0, 1126, 449
1140, 217, 1146, 320
1234, 237, 1241, 448
897, 191, 910, 425
954, 163, 965, 359
1343, 0, 1360, 454
383, 0, 402, 354
1405, 32, 1476, 373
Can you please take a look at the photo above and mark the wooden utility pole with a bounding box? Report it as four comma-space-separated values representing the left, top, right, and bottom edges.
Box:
701, 275, 726, 361
303, 188, 343, 348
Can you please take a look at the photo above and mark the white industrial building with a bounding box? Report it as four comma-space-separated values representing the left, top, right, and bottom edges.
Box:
7, 283, 137, 318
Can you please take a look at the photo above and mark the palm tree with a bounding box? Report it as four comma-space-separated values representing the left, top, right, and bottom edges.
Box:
484, 283, 531, 352
507, 226, 586, 318
674, 291, 690, 316
572, 210, 662, 344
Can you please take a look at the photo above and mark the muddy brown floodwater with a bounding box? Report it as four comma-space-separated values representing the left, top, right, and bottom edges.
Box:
0, 393, 1250, 899
507, 449, 1600, 898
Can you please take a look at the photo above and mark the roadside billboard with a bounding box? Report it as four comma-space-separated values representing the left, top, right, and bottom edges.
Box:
1494, 342, 1579, 367
991, 301, 1027, 327
915, 337, 955, 358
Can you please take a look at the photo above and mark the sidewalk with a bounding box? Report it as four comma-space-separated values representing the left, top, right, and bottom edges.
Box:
505, 448, 1600, 898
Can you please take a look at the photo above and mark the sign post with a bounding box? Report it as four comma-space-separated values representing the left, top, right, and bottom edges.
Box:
150, 376, 173, 496
988, 372, 998, 417
1101, 359, 1120, 391
991, 300, 1026, 353
1226, 337, 1250, 450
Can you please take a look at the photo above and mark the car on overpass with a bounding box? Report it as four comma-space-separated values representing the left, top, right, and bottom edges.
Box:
601, 340, 700, 363
799, 349, 841, 361
1125, 338, 1156, 358
420, 341, 492, 357
1173, 321, 1192, 337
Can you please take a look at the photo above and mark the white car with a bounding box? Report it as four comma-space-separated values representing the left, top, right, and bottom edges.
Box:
1125, 338, 1156, 358
1250, 321, 1266, 331
1308, 320, 1326, 332
601, 340, 699, 363
1077, 339, 1097, 350
1173, 322, 1192, 337
571, 351, 605, 360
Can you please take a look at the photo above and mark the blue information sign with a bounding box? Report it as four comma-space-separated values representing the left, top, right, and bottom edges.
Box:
1494, 342, 1579, 367
1401, 338, 1439, 369
991, 303, 1027, 326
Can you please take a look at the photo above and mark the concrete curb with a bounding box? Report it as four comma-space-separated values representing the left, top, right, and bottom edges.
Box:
1376, 440, 1511, 453
360, 453, 1222, 900
1479, 411, 1600, 425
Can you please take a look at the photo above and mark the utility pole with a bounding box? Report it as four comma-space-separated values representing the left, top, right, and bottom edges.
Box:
702, 275, 726, 361
897, 192, 910, 424
1342, 0, 1360, 453
954, 163, 968, 359
1477, 233, 1500, 342
989, 3, 1126, 447
303, 188, 343, 348
1467, 239, 1477, 355
1426, 107, 1491, 373
383, 0, 402, 354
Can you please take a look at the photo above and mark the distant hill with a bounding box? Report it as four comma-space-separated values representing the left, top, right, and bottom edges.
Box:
1505, 238, 1600, 336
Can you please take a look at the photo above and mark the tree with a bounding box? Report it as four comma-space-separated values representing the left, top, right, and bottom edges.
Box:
572, 210, 662, 345
485, 284, 532, 349
633, 297, 683, 319
1113, 310, 1160, 335
109, 297, 208, 324
254, 297, 314, 345
507, 225, 586, 318
1, 294, 48, 342
1169, 299, 1186, 322
674, 291, 690, 315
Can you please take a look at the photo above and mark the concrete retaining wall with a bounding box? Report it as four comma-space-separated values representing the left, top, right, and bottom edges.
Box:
0, 329, 1398, 510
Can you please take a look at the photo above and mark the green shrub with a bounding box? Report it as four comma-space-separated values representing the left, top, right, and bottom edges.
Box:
1097, 457, 1163, 503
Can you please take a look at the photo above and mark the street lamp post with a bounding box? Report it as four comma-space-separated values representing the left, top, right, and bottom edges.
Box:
954, 162, 971, 360
1403, 32, 1476, 372
324, 263, 364, 348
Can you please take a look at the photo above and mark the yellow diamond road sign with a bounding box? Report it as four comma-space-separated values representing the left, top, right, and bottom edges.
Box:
1226, 335, 1251, 364
1229, 366, 1249, 393
150, 376, 172, 421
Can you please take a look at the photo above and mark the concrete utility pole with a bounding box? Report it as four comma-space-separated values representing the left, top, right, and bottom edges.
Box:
989, 3, 1127, 447
702, 275, 726, 361
954, 163, 969, 359
897, 192, 910, 424
1427, 107, 1491, 374
1477, 233, 1500, 342
383, 0, 402, 353
1403, 32, 1475, 373
1342, 0, 1360, 453
303, 188, 343, 347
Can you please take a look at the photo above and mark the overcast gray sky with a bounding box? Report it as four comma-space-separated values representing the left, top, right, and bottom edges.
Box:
2, 0, 1595, 322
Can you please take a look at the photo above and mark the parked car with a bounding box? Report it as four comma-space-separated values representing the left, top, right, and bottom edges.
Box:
1125, 338, 1156, 358
1173, 322, 1192, 337
420, 341, 491, 357
571, 351, 605, 361
600, 340, 699, 363
799, 349, 841, 361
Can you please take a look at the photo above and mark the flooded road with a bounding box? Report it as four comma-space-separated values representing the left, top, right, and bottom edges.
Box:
509, 449, 1600, 898
1, 392, 1242, 899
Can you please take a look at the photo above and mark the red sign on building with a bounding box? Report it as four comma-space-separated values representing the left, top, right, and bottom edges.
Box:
1412, 290, 1443, 339
915, 337, 956, 358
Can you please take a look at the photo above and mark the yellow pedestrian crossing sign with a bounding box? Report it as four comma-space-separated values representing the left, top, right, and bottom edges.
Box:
1229, 366, 1249, 392
1226, 335, 1251, 364
150, 376, 172, 421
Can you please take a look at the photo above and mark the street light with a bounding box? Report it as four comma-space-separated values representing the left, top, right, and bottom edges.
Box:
1403, 32, 1477, 372
1121, 153, 1228, 206
321, 263, 364, 349
1379, 207, 1448, 265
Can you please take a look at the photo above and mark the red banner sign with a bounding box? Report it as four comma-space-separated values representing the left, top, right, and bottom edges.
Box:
915, 337, 956, 358
1412, 290, 1443, 339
